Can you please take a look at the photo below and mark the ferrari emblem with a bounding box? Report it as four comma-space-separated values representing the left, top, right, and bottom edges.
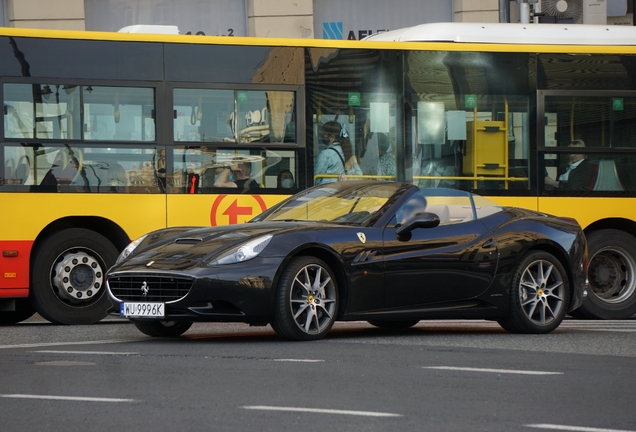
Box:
357, 232, 366, 244
141, 281, 149, 297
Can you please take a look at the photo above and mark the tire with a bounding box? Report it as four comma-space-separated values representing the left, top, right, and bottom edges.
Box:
30, 228, 118, 325
271, 256, 338, 341
498, 251, 570, 334
132, 320, 193, 337
573, 230, 636, 320
368, 320, 420, 329
0, 299, 36, 325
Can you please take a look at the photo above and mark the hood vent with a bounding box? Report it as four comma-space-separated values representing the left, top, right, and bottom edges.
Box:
174, 238, 203, 245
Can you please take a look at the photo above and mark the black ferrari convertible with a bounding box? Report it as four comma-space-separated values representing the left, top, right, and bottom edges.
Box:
106, 181, 588, 340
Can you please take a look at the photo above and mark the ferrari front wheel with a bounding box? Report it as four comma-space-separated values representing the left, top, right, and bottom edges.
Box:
498, 251, 569, 334
272, 256, 338, 341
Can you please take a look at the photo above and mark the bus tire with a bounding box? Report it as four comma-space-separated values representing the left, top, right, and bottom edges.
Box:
0, 299, 36, 325
574, 229, 636, 320
30, 228, 119, 325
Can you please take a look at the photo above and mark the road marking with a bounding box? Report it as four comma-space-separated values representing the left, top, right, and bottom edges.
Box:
35, 361, 95, 366
0, 340, 134, 350
242, 405, 402, 417
270, 359, 324, 363
580, 329, 636, 333
33, 350, 138, 355
0, 394, 136, 403
526, 423, 636, 432
423, 366, 563, 375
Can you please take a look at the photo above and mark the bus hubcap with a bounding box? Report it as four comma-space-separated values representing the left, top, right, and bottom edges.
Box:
588, 247, 636, 304
53, 251, 104, 303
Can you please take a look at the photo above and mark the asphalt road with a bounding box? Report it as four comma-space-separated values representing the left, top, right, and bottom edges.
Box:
1, 317, 635, 432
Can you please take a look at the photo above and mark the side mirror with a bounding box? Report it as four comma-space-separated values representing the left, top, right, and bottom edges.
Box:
395, 212, 440, 239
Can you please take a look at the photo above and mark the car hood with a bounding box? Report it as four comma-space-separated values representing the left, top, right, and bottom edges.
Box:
112, 221, 335, 272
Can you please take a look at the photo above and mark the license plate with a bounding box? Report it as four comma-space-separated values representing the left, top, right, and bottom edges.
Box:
120, 302, 165, 318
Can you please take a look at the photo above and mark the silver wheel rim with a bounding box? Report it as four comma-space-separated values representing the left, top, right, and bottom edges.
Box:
289, 264, 337, 335
52, 249, 104, 304
519, 259, 565, 326
588, 246, 636, 304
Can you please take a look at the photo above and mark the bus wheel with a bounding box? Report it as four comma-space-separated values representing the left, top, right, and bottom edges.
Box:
574, 229, 636, 320
30, 228, 119, 325
0, 299, 36, 325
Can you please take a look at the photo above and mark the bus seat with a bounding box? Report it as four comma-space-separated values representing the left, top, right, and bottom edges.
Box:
4, 158, 15, 179
593, 160, 623, 191
14, 155, 30, 184
588, 162, 599, 191
425, 204, 450, 223
201, 167, 217, 188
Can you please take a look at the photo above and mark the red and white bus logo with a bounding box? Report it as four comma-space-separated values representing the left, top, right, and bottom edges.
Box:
210, 194, 268, 226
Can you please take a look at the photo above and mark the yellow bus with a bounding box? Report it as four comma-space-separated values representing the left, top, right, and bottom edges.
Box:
1, 23, 635, 324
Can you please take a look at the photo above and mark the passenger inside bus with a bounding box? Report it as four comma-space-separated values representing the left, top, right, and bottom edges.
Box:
277, 169, 295, 188
544, 139, 593, 191
214, 161, 261, 192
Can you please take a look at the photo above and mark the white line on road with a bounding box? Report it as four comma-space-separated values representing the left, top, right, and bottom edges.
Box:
526, 423, 636, 432
424, 366, 563, 375
242, 405, 402, 417
579, 329, 636, 333
270, 359, 324, 363
0, 340, 135, 350
0, 394, 136, 403
33, 350, 138, 355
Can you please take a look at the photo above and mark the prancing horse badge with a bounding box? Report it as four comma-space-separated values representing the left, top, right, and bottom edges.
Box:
357, 232, 366, 244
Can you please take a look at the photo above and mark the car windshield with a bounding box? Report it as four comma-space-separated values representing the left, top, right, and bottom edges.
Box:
260, 181, 406, 226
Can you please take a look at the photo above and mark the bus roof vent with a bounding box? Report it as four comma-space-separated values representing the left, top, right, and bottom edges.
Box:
117, 25, 180, 34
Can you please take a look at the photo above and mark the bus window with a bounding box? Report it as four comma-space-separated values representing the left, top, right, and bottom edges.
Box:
309, 94, 398, 184
171, 146, 298, 193
173, 89, 234, 142
173, 89, 296, 144
4, 83, 81, 140
83, 86, 155, 142
2, 143, 162, 193
544, 95, 636, 149
408, 94, 530, 192
237, 91, 295, 143
543, 149, 636, 193
405, 50, 531, 193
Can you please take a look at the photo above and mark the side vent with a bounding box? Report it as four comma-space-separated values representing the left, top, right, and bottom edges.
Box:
353, 250, 378, 264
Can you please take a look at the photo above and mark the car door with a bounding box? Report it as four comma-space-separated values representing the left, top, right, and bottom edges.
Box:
381, 212, 498, 310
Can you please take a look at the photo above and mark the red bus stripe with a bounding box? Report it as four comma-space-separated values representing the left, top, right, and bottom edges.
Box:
0, 240, 33, 294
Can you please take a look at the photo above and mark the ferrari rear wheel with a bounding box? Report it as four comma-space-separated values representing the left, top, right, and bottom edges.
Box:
498, 251, 569, 334
368, 320, 420, 329
272, 256, 338, 341
131, 320, 193, 337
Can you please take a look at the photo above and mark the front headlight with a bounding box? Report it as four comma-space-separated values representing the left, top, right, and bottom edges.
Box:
116, 234, 149, 265
209, 234, 273, 266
